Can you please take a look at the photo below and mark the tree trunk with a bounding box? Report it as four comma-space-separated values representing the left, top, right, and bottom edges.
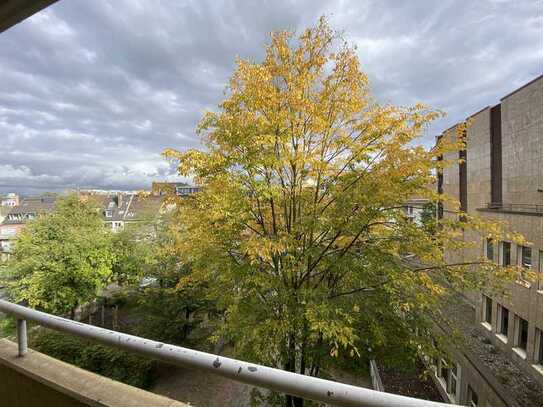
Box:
284, 334, 304, 407
183, 308, 191, 339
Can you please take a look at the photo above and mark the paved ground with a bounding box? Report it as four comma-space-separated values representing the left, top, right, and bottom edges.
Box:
150, 343, 372, 407
151, 362, 254, 407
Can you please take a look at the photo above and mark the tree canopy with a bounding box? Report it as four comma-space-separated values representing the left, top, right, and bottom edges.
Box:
5, 194, 115, 317
164, 18, 521, 406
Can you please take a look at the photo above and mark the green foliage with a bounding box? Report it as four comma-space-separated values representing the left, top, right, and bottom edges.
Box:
31, 329, 154, 389
0, 316, 16, 338
4, 194, 115, 316
110, 226, 153, 286
134, 287, 204, 345
131, 213, 213, 345
420, 202, 438, 235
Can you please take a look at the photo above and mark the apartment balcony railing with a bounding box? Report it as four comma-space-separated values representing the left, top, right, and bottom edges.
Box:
482, 202, 543, 215
0, 299, 449, 407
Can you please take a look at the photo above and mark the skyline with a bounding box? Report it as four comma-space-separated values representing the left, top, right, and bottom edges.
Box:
1, 0, 543, 194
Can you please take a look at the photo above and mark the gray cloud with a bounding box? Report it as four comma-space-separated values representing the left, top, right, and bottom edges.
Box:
1, 0, 542, 194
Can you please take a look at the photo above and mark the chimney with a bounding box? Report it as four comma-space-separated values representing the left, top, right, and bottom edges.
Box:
116, 193, 123, 208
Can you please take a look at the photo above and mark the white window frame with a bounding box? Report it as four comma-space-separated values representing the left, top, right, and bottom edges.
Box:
517, 245, 532, 269
516, 246, 532, 286
447, 362, 461, 403
468, 385, 479, 407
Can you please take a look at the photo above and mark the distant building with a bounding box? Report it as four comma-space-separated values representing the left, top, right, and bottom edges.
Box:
1, 193, 20, 207
151, 182, 201, 197
80, 192, 164, 232
0, 195, 56, 261
403, 192, 434, 226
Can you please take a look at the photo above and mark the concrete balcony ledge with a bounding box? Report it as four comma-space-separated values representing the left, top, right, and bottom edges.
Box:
0, 338, 187, 407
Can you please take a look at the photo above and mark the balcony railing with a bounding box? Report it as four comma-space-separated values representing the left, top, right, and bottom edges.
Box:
482, 202, 543, 215
0, 299, 449, 407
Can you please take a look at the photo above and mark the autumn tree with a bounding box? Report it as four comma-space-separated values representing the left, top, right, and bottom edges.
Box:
164, 18, 522, 406
5, 194, 114, 318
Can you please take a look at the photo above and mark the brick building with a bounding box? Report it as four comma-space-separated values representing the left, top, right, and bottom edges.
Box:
434, 75, 543, 406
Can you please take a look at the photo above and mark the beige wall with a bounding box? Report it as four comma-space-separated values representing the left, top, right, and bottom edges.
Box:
466, 107, 492, 213
0, 339, 188, 407
500, 77, 543, 207
439, 75, 543, 397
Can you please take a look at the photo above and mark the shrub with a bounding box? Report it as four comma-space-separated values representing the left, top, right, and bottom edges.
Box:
31, 329, 155, 389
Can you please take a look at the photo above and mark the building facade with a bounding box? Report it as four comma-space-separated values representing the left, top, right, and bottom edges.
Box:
435, 75, 543, 406
0, 195, 56, 261
1, 193, 20, 207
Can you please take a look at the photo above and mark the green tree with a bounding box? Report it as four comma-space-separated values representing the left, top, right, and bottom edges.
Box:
5, 194, 114, 318
164, 18, 523, 406
110, 226, 153, 287
135, 212, 212, 344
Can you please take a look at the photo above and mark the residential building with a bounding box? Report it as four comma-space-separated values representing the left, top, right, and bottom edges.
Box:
0, 195, 56, 261
79, 191, 164, 232
152, 181, 201, 197
434, 74, 543, 406
1, 193, 20, 207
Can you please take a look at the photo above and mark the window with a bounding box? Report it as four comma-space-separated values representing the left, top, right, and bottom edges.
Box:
486, 238, 494, 261
483, 295, 492, 326
105, 210, 112, 218
539, 250, 543, 291
468, 385, 479, 407
437, 358, 449, 381
518, 246, 532, 268
501, 241, 511, 266
498, 305, 509, 338
514, 315, 528, 352
536, 328, 543, 366
447, 363, 460, 401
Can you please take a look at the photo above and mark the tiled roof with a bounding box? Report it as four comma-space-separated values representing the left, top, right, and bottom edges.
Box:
101, 193, 163, 223
0, 196, 56, 225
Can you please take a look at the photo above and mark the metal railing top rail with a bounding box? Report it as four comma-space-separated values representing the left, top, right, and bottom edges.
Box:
0, 300, 449, 407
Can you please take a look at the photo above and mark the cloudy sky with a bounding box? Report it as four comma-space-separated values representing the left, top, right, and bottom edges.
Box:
1, 0, 542, 194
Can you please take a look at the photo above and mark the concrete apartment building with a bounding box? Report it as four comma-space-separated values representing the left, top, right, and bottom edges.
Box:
435, 74, 543, 407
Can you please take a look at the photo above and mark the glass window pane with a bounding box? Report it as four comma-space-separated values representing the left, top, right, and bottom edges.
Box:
502, 242, 511, 266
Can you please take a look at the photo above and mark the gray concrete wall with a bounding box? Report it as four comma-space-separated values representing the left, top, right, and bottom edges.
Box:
0, 339, 187, 407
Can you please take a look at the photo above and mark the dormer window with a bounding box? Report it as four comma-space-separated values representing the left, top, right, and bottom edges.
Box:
105, 210, 112, 218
